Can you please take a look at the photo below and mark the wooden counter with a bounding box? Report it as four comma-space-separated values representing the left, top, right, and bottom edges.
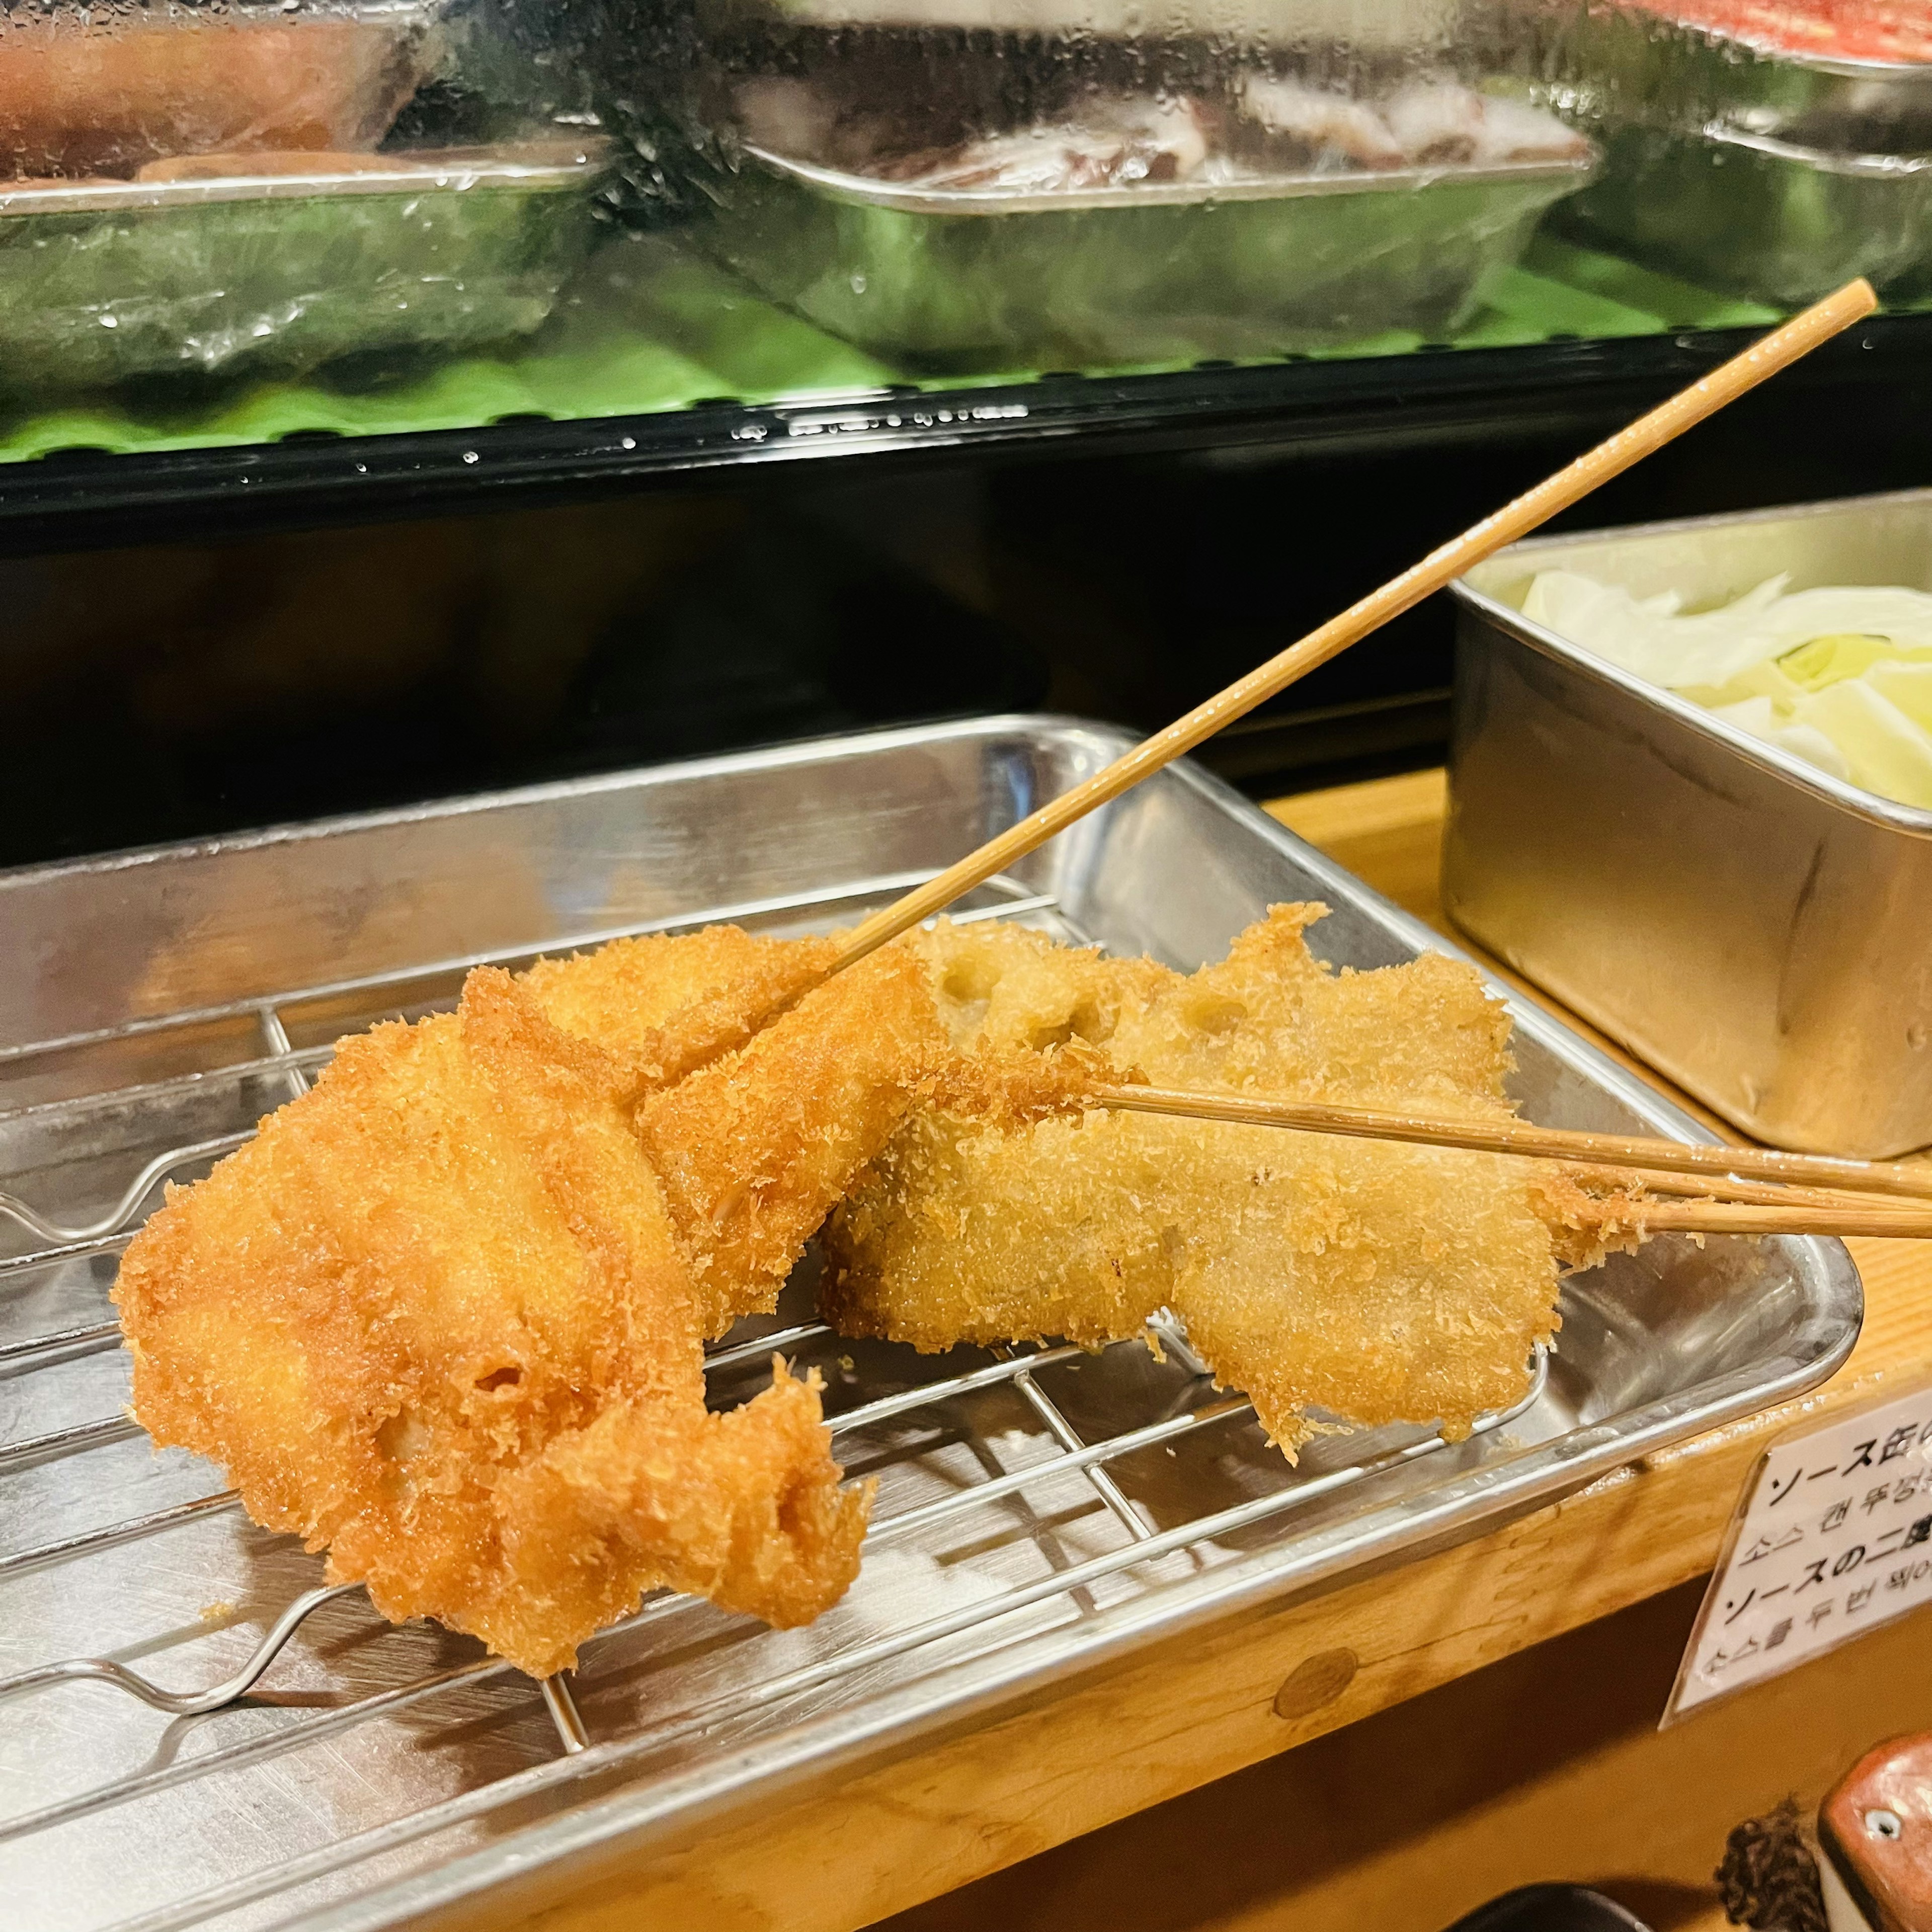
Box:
502, 771, 1932, 1932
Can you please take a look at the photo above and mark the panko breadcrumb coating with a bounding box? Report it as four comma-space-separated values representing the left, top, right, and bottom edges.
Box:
824, 907, 1594, 1448
115, 959, 873, 1678
636, 944, 950, 1334
520, 923, 842, 1091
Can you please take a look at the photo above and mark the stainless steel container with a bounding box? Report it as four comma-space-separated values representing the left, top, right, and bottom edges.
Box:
0, 716, 1857, 1930
1546, 3, 1932, 154
0, 143, 605, 390
1542, 3, 1932, 302
1447, 489, 1932, 1158
1550, 122, 1932, 305
701, 144, 1595, 369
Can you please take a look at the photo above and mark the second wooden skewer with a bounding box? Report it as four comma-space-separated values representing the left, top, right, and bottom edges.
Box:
1074, 1088, 1932, 1238
1090, 1083, 1932, 1205
1622, 1200, 1932, 1241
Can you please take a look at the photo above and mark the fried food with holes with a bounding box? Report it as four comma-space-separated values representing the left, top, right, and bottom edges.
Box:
115, 964, 870, 1678
825, 908, 1639, 1450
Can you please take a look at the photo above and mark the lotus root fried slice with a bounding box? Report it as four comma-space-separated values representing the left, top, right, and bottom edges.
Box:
824, 907, 1567, 1448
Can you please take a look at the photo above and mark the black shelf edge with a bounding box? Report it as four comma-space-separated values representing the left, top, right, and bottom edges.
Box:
0, 311, 1918, 551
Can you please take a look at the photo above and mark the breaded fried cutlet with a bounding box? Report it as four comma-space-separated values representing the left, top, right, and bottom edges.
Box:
635, 944, 950, 1334
823, 908, 1580, 1450
525, 924, 950, 1330
115, 964, 870, 1678
520, 923, 842, 1090
116, 901, 1636, 1671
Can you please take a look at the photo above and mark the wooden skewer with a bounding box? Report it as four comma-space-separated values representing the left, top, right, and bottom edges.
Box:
1629, 1200, 1932, 1241
827, 279, 1878, 976
1088, 1084, 1932, 1204
1620, 1168, 1900, 1214
1087, 1092, 1931, 1237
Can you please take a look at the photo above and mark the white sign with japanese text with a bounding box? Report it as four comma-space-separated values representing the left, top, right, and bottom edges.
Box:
1668, 1382, 1932, 1721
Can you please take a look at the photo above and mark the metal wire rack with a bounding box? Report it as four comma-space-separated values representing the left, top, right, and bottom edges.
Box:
0, 876, 1549, 1932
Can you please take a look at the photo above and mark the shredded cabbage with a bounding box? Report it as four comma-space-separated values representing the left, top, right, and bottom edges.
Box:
1521, 570, 1932, 810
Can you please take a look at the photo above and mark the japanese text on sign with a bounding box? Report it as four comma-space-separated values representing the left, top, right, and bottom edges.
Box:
1670, 1383, 1932, 1720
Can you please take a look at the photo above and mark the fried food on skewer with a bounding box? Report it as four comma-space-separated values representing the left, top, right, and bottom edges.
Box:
115, 964, 873, 1678
116, 906, 1642, 1673
116, 925, 951, 1674
519, 922, 843, 1092
824, 908, 1642, 1451
525, 923, 952, 1329
633, 944, 950, 1333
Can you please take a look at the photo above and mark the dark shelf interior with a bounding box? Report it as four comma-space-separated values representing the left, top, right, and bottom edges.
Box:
4, 311, 1928, 872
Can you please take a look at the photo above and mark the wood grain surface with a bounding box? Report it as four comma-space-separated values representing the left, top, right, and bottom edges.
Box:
461, 769, 1932, 1932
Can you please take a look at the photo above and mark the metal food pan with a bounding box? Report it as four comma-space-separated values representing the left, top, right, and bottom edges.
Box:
0, 716, 1856, 1931
1547, 1, 1932, 154
700, 144, 1595, 369
0, 144, 605, 391
1549, 121, 1932, 305
1448, 490, 1932, 1158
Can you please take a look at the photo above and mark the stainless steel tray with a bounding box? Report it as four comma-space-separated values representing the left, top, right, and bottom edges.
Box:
1550, 121, 1932, 305
700, 143, 1595, 369
0, 143, 605, 391
1448, 490, 1932, 1157
0, 715, 1858, 1932
1547, 1, 1932, 154
1541, 0, 1932, 303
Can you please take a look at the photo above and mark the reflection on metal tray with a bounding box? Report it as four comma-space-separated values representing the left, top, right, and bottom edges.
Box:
0, 716, 1859, 1931
700, 143, 1595, 369
1551, 122, 1932, 305
1449, 491, 1932, 1158
0, 142, 606, 391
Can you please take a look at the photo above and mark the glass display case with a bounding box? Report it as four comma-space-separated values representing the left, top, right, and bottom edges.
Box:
3, 0, 1930, 869
0, 0, 1925, 487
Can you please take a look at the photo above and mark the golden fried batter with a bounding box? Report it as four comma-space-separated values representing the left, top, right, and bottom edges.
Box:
117, 899, 1640, 1673
635, 944, 951, 1334
521, 923, 841, 1091
525, 924, 951, 1330
824, 909, 1580, 1448
115, 964, 868, 1677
